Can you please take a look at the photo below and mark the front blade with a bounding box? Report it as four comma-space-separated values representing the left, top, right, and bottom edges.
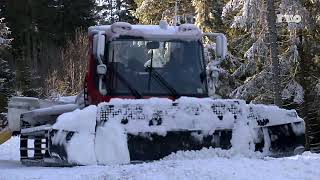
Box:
41, 97, 306, 166
97, 98, 305, 160
127, 130, 232, 161
97, 98, 244, 134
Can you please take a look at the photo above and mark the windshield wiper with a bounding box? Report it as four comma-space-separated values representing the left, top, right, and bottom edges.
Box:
147, 67, 180, 98
109, 65, 143, 99
109, 49, 142, 99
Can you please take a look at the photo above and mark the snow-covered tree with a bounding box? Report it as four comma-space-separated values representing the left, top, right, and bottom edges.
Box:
221, 0, 308, 105
220, 0, 320, 150
135, 0, 194, 24
193, 0, 225, 32
0, 18, 11, 47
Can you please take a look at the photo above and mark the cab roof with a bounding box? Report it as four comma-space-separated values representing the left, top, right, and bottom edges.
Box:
88, 22, 203, 41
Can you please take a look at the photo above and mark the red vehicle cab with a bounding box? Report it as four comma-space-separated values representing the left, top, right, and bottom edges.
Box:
85, 22, 209, 105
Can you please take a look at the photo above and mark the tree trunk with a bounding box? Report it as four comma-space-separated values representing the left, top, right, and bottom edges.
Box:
265, 0, 282, 107
297, 34, 311, 150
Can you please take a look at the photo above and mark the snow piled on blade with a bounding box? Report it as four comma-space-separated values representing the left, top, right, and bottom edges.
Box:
98, 97, 245, 135
230, 116, 257, 154
247, 104, 303, 126
48, 96, 304, 165
102, 97, 174, 136
65, 133, 96, 165
164, 112, 262, 160
52, 105, 130, 165
53, 105, 97, 133
52, 105, 97, 165
95, 118, 130, 165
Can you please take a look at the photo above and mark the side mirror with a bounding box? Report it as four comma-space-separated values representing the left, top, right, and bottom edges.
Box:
93, 32, 107, 96
203, 33, 228, 60
147, 41, 160, 49
93, 32, 105, 64
215, 34, 227, 59
97, 64, 107, 75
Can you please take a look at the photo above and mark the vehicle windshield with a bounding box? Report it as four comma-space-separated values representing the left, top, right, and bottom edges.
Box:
105, 39, 207, 96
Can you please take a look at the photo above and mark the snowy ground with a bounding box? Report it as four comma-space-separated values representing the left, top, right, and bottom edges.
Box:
1, 137, 320, 180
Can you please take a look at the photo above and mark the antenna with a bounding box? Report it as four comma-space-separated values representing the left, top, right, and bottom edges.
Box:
110, 0, 114, 23
174, 1, 178, 27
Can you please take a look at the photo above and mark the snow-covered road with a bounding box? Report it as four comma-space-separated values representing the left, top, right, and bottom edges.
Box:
1, 137, 320, 180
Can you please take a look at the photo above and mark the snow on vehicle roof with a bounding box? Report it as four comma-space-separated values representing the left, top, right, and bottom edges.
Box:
88, 22, 203, 41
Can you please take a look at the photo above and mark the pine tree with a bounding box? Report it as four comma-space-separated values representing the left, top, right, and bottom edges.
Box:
96, 0, 138, 24
2, 0, 96, 98
294, 0, 320, 152
42, 0, 96, 44
0, 17, 14, 113
0, 59, 14, 112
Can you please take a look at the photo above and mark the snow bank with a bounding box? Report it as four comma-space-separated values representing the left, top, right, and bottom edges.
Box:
0, 136, 35, 161
0, 136, 20, 161
163, 147, 263, 161
2, 137, 320, 180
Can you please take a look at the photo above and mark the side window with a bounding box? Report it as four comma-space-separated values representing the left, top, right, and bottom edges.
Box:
109, 41, 131, 64
166, 42, 184, 66
150, 42, 170, 68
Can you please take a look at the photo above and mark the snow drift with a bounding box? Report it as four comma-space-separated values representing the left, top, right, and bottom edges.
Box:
1, 137, 320, 180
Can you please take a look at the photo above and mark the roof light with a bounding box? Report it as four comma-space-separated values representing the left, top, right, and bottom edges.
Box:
178, 24, 200, 33
177, 24, 202, 39
111, 22, 132, 34
159, 20, 168, 30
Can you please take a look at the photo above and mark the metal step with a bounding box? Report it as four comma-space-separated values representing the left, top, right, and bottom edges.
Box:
21, 125, 51, 136
21, 158, 75, 167
20, 147, 49, 151
20, 133, 50, 164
